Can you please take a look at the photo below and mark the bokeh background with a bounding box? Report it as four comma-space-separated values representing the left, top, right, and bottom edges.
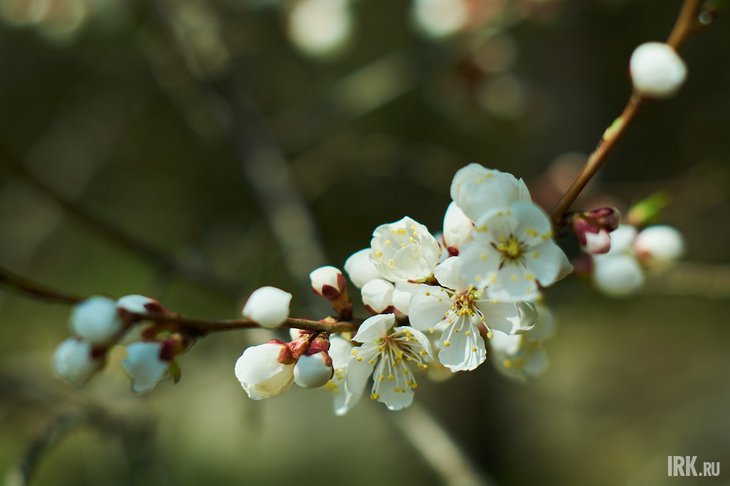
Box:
1, 0, 729, 484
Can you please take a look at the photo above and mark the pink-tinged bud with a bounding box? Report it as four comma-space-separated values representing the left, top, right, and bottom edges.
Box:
71, 296, 125, 345
572, 207, 621, 255
242, 286, 292, 329
235, 341, 295, 400
309, 265, 352, 320
53, 338, 104, 387
117, 294, 166, 315
634, 225, 685, 268
306, 334, 331, 355
293, 351, 334, 388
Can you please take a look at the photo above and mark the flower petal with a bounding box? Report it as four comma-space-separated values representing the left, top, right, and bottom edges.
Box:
456, 243, 501, 289
524, 240, 572, 287
486, 263, 540, 302
438, 315, 486, 372
476, 300, 537, 334
408, 286, 451, 332
352, 314, 395, 343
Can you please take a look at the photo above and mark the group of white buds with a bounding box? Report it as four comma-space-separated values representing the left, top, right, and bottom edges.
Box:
53, 295, 183, 393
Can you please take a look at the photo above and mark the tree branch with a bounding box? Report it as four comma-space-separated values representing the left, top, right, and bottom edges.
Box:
550, 0, 705, 225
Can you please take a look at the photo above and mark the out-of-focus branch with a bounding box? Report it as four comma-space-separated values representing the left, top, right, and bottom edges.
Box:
550, 0, 706, 225
0, 265, 357, 334
0, 146, 243, 298
388, 403, 495, 486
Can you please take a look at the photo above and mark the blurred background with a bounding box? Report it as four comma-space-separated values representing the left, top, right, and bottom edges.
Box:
0, 0, 729, 484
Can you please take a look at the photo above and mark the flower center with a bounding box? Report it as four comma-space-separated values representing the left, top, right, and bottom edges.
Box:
496, 236, 524, 261
450, 287, 480, 317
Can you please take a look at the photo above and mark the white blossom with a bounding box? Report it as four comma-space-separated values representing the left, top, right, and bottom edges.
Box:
235, 341, 295, 400
361, 278, 394, 313
450, 163, 531, 223
325, 335, 362, 416
122, 342, 171, 394
70, 296, 124, 345
294, 352, 334, 388
635, 225, 685, 267
489, 303, 556, 381
242, 286, 292, 328
442, 202, 473, 253
630, 42, 687, 98
309, 265, 346, 298
459, 201, 572, 301
344, 248, 382, 288
409, 257, 536, 372
53, 338, 102, 387
370, 217, 442, 283
346, 314, 432, 411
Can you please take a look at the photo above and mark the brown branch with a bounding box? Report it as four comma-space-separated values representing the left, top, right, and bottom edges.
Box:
550, 0, 705, 226
0, 146, 243, 298
0, 265, 357, 334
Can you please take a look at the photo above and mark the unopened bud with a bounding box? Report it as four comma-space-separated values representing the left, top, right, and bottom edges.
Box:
634, 225, 685, 267
572, 208, 621, 255
122, 341, 172, 394
630, 42, 687, 98
235, 341, 295, 400
442, 202, 473, 255
361, 278, 394, 313
53, 338, 104, 387
117, 294, 166, 315
593, 255, 645, 297
242, 286, 292, 329
71, 296, 124, 345
294, 351, 334, 388
309, 265, 352, 319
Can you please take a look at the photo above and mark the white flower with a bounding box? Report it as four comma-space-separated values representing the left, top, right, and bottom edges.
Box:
635, 225, 685, 267
591, 225, 645, 296
325, 335, 362, 416
630, 42, 687, 98
593, 255, 645, 296
489, 303, 556, 381
409, 257, 536, 372
442, 202, 473, 253
235, 341, 295, 400
294, 352, 334, 388
392, 282, 421, 316
287, 0, 353, 58
346, 314, 432, 411
344, 248, 382, 288
450, 163, 531, 223
459, 201, 572, 301
70, 296, 124, 345
370, 217, 442, 283
53, 338, 103, 387
309, 265, 346, 298
361, 278, 394, 313
122, 342, 171, 394
116, 294, 162, 314
242, 286, 292, 328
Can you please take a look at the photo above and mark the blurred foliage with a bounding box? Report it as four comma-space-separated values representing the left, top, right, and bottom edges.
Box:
0, 0, 729, 485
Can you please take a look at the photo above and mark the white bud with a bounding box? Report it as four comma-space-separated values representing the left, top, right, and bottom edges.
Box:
630, 42, 687, 98
242, 286, 292, 328
634, 225, 685, 267
583, 229, 611, 255
53, 338, 103, 387
235, 342, 295, 400
294, 352, 333, 388
287, 0, 352, 58
122, 342, 170, 394
344, 248, 381, 288
309, 265, 345, 297
71, 296, 124, 345
593, 255, 645, 297
361, 278, 394, 313
442, 202, 473, 252
116, 294, 160, 314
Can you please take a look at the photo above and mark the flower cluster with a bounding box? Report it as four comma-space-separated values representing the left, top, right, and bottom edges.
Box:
232, 163, 572, 414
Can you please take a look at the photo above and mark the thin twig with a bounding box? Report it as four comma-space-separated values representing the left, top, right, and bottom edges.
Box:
550, 0, 705, 225
0, 146, 243, 298
0, 265, 356, 334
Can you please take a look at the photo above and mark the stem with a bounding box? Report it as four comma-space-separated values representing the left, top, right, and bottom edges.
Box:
0, 265, 356, 334
550, 0, 704, 226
